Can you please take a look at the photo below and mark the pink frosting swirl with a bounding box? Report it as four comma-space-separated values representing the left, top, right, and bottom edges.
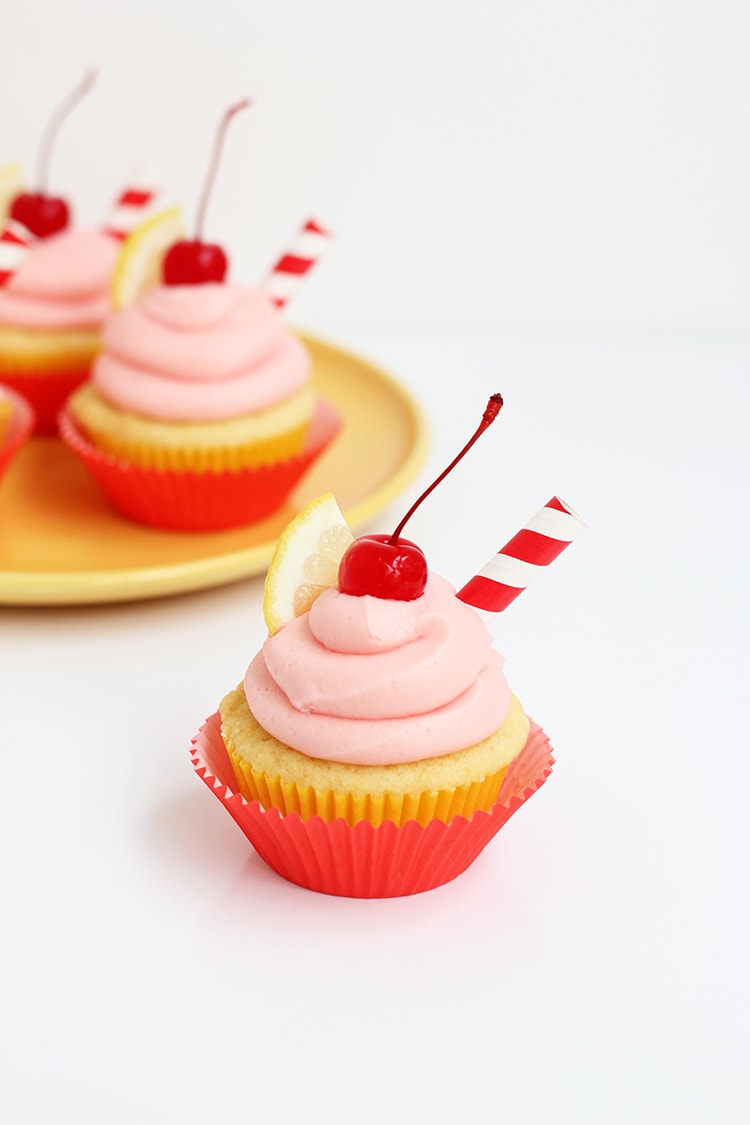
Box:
92, 283, 311, 422
244, 574, 511, 765
0, 229, 119, 330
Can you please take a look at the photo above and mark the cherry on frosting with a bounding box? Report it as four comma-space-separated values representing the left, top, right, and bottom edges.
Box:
335, 535, 428, 601
10, 193, 69, 239
338, 394, 505, 601
162, 241, 227, 285
163, 98, 250, 286
9, 68, 96, 239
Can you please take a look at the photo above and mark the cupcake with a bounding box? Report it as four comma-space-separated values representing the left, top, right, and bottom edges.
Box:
60, 101, 340, 531
221, 573, 532, 828
0, 70, 153, 433
0, 229, 120, 433
61, 280, 338, 531
0, 384, 35, 479
192, 398, 585, 897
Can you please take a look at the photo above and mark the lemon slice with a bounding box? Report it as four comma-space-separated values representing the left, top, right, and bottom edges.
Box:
111, 205, 184, 309
263, 493, 354, 635
0, 163, 24, 226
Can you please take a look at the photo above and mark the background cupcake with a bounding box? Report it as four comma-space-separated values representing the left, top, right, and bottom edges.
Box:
0, 70, 157, 433
0, 228, 120, 434
61, 101, 339, 531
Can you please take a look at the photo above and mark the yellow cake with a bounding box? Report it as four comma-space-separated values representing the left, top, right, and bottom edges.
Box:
68, 381, 315, 472
221, 683, 530, 828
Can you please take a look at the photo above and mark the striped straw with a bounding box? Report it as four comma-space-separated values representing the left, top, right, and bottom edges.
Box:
457, 496, 586, 613
102, 182, 158, 241
264, 218, 331, 308
0, 219, 36, 286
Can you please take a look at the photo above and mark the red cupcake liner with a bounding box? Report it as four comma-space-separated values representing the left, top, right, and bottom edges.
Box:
58, 398, 342, 531
0, 368, 89, 435
191, 711, 554, 898
0, 387, 35, 477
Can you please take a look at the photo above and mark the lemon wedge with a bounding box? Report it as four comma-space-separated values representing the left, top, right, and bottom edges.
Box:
111, 205, 183, 309
263, 493, 354, 635
0, 163, 24, 227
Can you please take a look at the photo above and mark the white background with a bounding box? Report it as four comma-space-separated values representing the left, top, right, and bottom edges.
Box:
2, 4, 749, 1124
1, 0, 749, 335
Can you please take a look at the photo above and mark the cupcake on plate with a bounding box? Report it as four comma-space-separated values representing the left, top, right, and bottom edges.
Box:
61, 101, 340, 531
0, 384, 35, 480
192, 397, 586, 897
0, 228, 121, 434
0, 70, 156, 433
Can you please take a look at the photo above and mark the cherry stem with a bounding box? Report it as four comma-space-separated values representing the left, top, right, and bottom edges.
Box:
194, 98, 251, 241
36, 68, 97, 191
389, 393, 504, 544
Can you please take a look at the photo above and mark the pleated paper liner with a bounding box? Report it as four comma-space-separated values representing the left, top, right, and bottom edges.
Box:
58, 397, 341, 531
225, 741, 510, 827
75, 418, 311, 473
191, 711, 554, 898
1, 367, 90, 435
0, 388, 35, 478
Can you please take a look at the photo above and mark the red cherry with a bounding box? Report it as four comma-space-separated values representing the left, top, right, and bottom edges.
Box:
337, 535, 428, 601
163, 240, 228, 285
162, 98, 250, 287
15, 69, 96, 240
338, 394, 505, 601
10, 192, 70, 238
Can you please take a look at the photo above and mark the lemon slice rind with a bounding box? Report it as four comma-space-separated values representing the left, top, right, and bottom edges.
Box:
263, 493, 354, 635
111, 205, 184, 310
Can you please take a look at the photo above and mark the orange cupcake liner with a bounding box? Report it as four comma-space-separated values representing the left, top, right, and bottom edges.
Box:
0, 388, 35, 478
58, 398, 342, 531
191, 711, 554, 898
1, 368, 90, 435
226, 746, 509, 827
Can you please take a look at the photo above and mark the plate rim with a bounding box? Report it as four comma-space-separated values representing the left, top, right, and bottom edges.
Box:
0, 331, 429, 606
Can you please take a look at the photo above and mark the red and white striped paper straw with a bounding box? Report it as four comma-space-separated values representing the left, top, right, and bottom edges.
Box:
457, 496, 586, 613
102, 183, 157, 241
264, 219, 331, 308
0, 219, 36, 286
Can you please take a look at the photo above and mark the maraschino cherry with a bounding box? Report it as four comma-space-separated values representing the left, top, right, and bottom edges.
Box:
338, 394, 504, 601
10, 68, 96, 239
163, 98, 250, 286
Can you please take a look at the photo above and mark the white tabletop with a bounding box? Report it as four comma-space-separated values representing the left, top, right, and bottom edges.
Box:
2, 327, 748, 1124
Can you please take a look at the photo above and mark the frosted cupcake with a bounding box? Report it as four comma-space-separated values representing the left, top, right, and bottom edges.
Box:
0, 230, 119, 433
0, 70, 115, 433
69, 282, 320, 473
192, 398, 585, 897
60, 100, 339, 531
222, 572, 531, 828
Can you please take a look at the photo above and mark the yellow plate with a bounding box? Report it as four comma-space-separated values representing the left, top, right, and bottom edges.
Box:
0, 333, 429, 605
